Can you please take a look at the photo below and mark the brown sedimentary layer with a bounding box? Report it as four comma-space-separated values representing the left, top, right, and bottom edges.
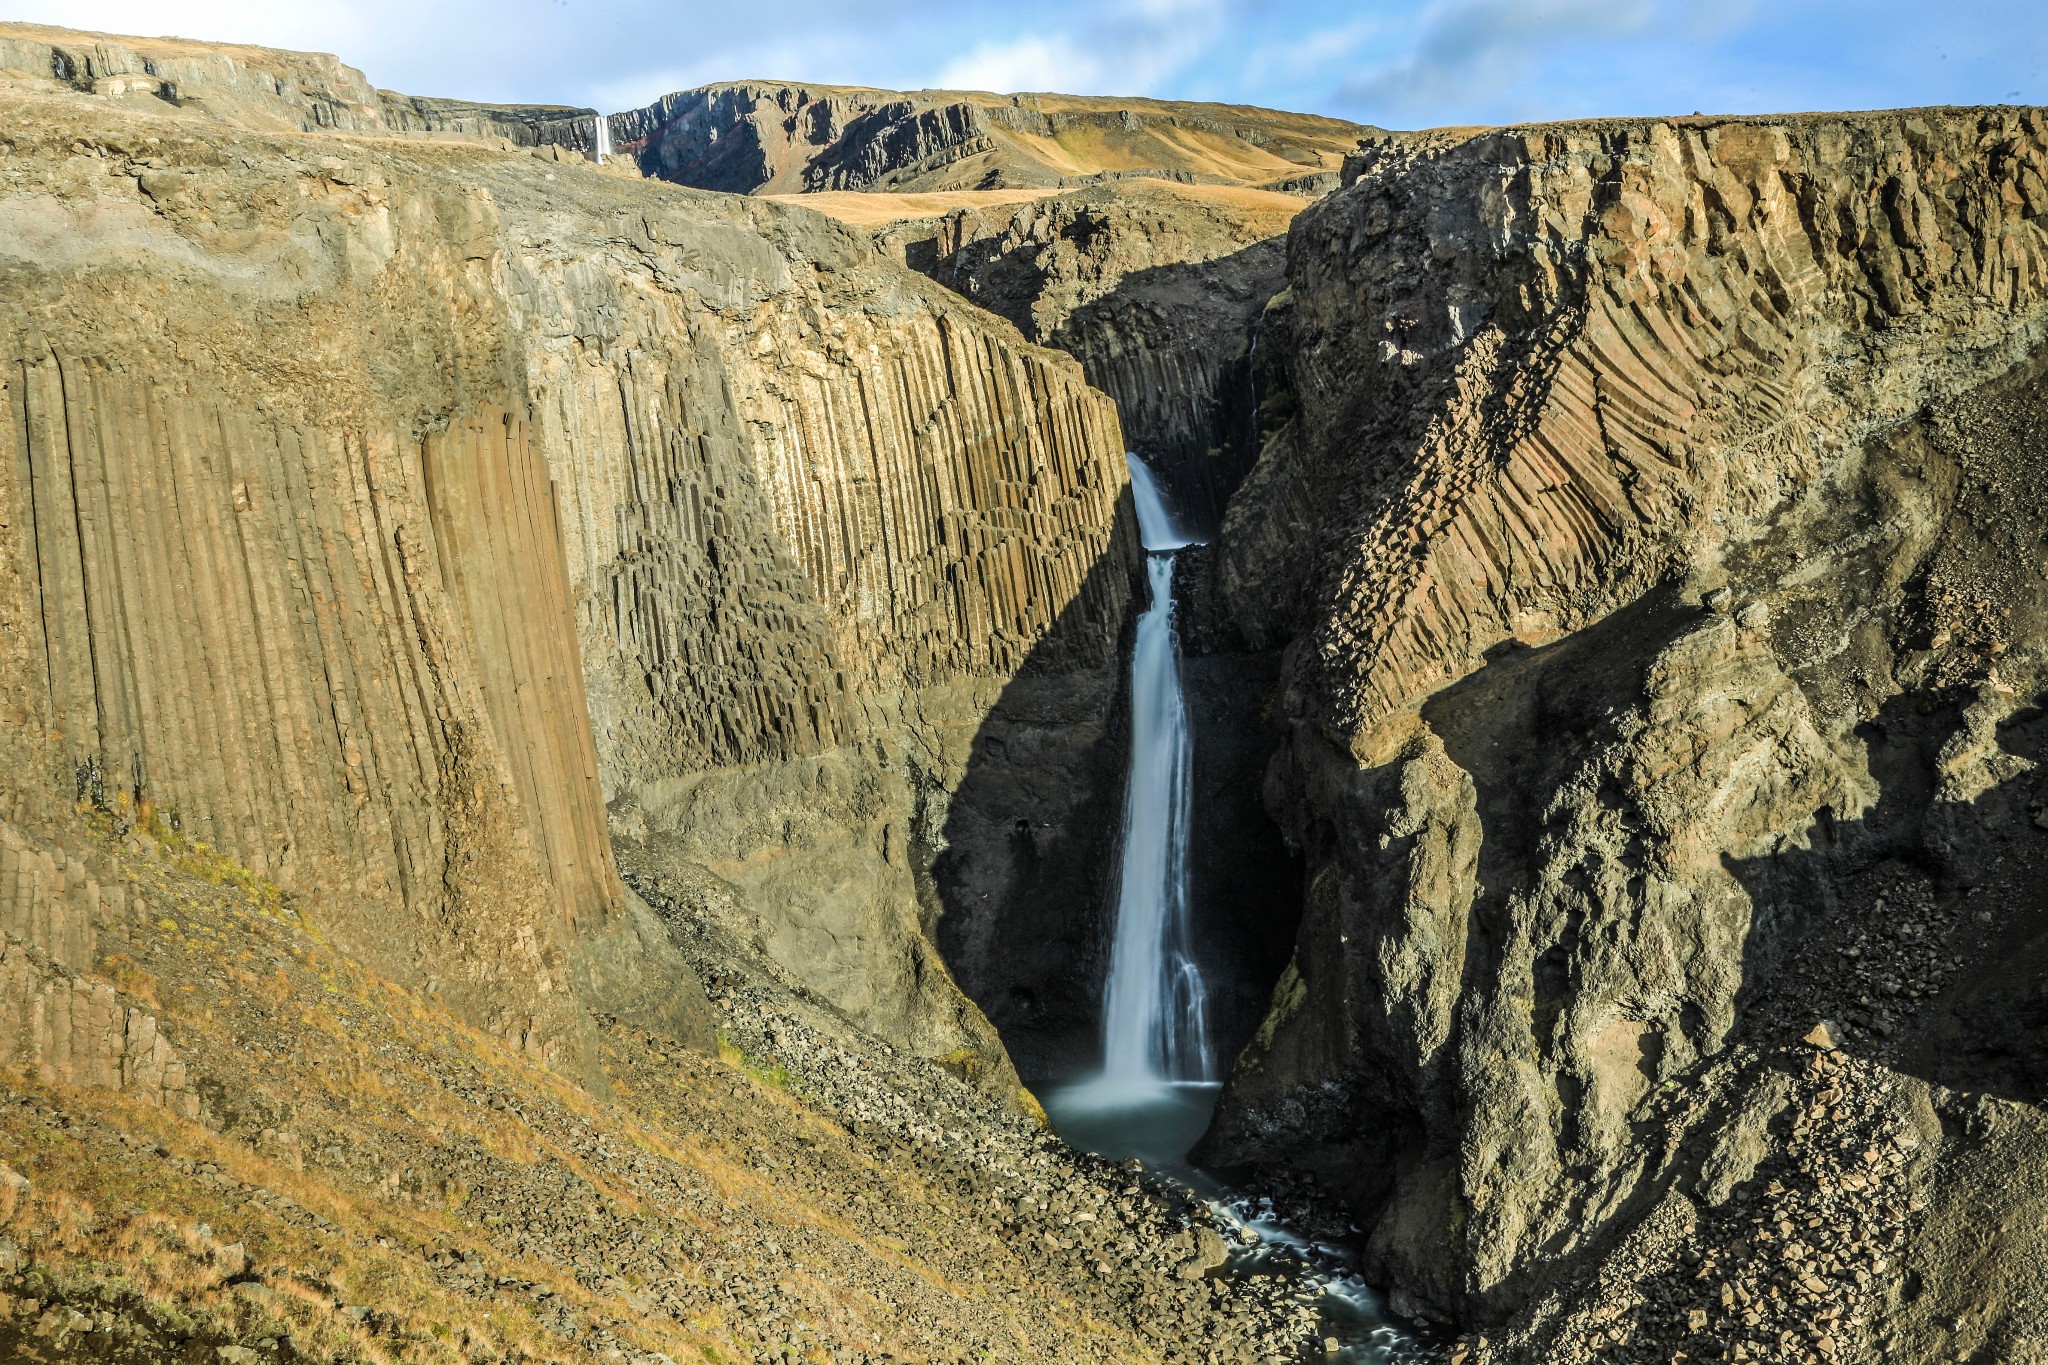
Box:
611, 81, 1364, 195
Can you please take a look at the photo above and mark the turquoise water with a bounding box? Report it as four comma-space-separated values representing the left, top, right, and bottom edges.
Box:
1040, 1078, 1221, 1172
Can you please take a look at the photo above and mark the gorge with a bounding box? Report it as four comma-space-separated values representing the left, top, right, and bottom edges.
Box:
0, 17, 2045, 1365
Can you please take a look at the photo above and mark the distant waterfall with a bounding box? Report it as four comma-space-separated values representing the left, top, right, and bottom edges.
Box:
593, 113, 612, 163
1097, 453, 1213, 1088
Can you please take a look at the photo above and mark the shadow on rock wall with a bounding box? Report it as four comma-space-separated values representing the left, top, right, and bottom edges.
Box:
932, 494, 1304, 1085
1046, 240, 1286, 538
1724, 691, 2048, 1105
905, 221, 1288, 540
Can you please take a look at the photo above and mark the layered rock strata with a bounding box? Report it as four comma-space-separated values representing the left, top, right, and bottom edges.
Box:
0, 22, 594, 148
1201, 108, 2048, 1360
612, 81, 1364, 195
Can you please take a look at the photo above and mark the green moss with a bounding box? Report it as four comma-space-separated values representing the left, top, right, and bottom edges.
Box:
1246, 955, 1308, 1062
145, 810, 290, 912
938, 1046, 987, 1085
715, 1032, 802, 1094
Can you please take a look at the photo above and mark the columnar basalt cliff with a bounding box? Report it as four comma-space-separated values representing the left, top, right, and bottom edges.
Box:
11, 18, 2048, 1365
0, 23, 1141, 1104
501, 175, 1138, 1080
0, 154, 627, 1070
0, 28, 1381, 1365
858, 180, 1323, 1065
1202, 109, 2048, 1360
877, 179, 1308, 531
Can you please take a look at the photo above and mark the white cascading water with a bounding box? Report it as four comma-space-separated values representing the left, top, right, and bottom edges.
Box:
1039, 466, 1403, 1361
1095, 453, 1213, 1090
593, 113, 612, 163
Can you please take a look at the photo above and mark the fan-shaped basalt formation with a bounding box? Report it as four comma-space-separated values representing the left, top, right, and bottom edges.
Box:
1202, 108, 2048, 1361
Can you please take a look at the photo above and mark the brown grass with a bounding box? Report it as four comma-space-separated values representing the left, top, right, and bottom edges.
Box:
765, 188, 1057, 227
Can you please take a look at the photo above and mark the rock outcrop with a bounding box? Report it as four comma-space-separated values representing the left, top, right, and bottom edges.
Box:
0, 27, 1139, 1103
1201, 108, 2048, 1360
0, 21, 596, 147
612, 81, 1364, 195
876, 179, 1306, 531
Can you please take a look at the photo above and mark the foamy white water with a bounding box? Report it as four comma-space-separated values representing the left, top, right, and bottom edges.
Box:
1093, 453, 1211, 1093
1127, 453, 1195, 551
593, 113, 612, 163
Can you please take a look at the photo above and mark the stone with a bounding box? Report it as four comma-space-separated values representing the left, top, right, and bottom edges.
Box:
0, 1165, 26, 1224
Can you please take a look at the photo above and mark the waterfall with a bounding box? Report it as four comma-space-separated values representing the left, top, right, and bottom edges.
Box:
593, 113, 612, 163
1095, 453, 1213, 1090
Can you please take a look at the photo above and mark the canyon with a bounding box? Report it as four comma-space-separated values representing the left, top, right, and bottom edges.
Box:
0, 17, 2044, 1365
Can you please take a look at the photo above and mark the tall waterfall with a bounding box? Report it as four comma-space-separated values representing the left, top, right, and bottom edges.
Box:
593, 113, 612, 163
1096, 453, 1213, 1089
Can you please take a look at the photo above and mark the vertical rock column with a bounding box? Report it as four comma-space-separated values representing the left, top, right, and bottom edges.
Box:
0, 342, 614, 1063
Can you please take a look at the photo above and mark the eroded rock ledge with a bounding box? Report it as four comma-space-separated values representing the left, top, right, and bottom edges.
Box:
1203, 108, 2048, 1361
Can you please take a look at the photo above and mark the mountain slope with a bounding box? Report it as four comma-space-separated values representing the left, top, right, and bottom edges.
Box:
609, 81, 1366, 195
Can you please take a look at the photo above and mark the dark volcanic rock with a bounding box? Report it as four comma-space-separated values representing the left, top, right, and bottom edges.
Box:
882, 178, 1306, 534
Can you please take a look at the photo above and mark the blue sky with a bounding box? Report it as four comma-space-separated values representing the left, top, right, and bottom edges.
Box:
16, 0, 2045, 126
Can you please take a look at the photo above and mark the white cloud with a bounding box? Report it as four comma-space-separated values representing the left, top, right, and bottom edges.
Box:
1244, 15, 1381, 88
935, 33, 1107, 94
1341, 0, 1657, 115
929, 0, 1233, 97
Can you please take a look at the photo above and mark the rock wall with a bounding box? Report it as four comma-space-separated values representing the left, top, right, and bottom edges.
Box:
1202, 108, 2048, 1359
0, 22, 596, 150
0, 21, 392, 132
0, 53, 1141, 1099
486, 168, 1138, 1084
883, 180, 1307, 533
0, 114, 634, 1066
0, 820, 204, 1119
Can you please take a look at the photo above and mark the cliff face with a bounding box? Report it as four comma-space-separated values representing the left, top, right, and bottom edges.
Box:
876, 179, 1305, 533
501, 172, 1136, 1082
0, 29, 1357, 1365
0, 21, 595, 147
0, 117, 628, 1071
596, 84, 1361, 1072
613, 81, 1363, 195
0, 41, 1136, 1102
1203, 109, 2048, 1360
